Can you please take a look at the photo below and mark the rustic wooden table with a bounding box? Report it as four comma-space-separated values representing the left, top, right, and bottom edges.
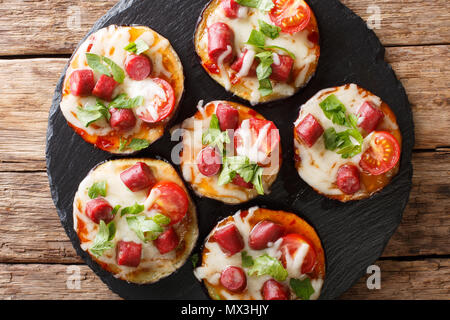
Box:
0, 0, 448, 300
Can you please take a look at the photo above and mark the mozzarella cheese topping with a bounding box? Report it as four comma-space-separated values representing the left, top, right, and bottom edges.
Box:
179, 101, 279, 204
73, 160, 194, 281
197, 3, 318, 104
294, 84, 399, 197
60, 25, 174, 138
194, 207, 324, 300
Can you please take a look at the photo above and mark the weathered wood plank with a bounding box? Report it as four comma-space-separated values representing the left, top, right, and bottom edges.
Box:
341, 259, 450, 300
0, 259, 448, 299
0, 152, 448, 263
0, 0, 448, 56
0, 45, 448, 168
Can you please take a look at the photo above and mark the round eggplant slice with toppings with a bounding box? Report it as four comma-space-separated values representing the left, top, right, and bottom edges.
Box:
194, 207, 325, 300
179, 100, 282, 204
73, 158, 198, 284
60, 25, 184, 154
293, 84, 402, 202
194, 0, 320, 105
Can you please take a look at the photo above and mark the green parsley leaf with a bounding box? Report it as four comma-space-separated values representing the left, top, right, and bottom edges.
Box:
319, 94, 348, 126
263, 45, 296, 59
191, 253, 199, 268
90, 220, 116, 257
102, 56, 125, 83
290, 278, 315, 300
252, 166, 264, 195
323, 127, 339, 151
112, 205, 121, 216
256, 57, 273, 80
127, 139, 150, 151
258, 20, 280, 39
108, 93, 144, 109
76, 101, 110, 127
246, 29, 266, 47
124, 39, 149, 55
126, 215, 163, 242
218, 156, 265, 195
87, 181, 107, 199
247, 254, 288, 281
235, 0, 274, 11
258, 78, 273, 97
119, 138, 128, 152
241, 251, 254, 268
151, 213, 171, 226
120, 202, 144, 216
202, 114, 230, 153
85, 53, 111, 77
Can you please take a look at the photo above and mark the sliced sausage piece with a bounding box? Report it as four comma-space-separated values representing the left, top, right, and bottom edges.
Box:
69, 69, 95, 96
109, 108, 136, 131
197, 146, 222, 177
357, 101, 384, 133
220, 0, 240, 18
336, 164, 360, 194
116, 240, 142, 267
213, 223, 244, 256
208, 23, 234, 64
231, 174, 253, 189
154, 227, 179, 254
85, 198, 113, 224
248, 220, 285, 250
262, 279, 289, 300
125, 54, 152, 81
216, 103, 239, 131
295, 113, 324, 147
220, 266, 247, 292
92, 74, 118, 101
230, 49, 257, 77
270, 55, 294, 82
120, 162, 156, 192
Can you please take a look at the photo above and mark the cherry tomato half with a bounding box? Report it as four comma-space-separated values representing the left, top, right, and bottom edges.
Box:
269, 0, 312, 34
359, 131, 400, 175
137, 78, 175, 123
234, 118, 280, 158
150, 181, 189, 225
280, 233, 317, 274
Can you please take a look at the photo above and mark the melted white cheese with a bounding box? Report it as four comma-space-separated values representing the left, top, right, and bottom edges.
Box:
194, 207, 323, 300
60, 25, 174, 137
235, 119, 271, 164
294, 84, 398, 196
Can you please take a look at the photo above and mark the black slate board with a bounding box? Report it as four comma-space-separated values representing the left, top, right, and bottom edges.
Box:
46, 0, 414, 300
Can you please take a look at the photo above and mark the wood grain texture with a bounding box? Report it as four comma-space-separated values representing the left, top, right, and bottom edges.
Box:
0, 0, 448, 56
0, 152, 448, 263
0, 45, 448, 168
1, 259, 448, 299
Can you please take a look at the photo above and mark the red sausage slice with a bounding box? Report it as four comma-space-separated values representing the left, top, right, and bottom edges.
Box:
69, 69, 95, 96
120, 162, 156, 192
92, 74, 118, 101
197, 146, 222, 177
116, 240, 142, 267
357, 101, 384, 133
231, 174, 253, 189
248, 220, 285, 250
220, 0, 240, 18
270, 55, 294, 82
154, 227, 179, 254
295, 113, 324, 147
213, 223, 244, 256
125, 54, 152, 81
262, 279, 289, 300
230, 49, 257, 77
85, 198, 114, 224
280, 233, 317, 274
336, 164, 361, 194
109, 108, 136, 131
220, 266, 247, 293
216, 103, 239, 131
151, 181, 189, 226
208, 23, 234, 64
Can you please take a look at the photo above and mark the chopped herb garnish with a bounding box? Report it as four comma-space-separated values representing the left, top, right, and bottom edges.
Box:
120, 202, 144, 216
85, 53, 125, 83
258, 20, 280, 39
76, 100, 110, 127
290, 278, 315, 300
127, 139, 150, 151
247, 254, 288, 281
108, 93, 144, 110
90, 220, 116, 257
202, 114, 230, 153
218, 156, 265, 195
124, 39, 149, 55
87, 181, 107, 199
